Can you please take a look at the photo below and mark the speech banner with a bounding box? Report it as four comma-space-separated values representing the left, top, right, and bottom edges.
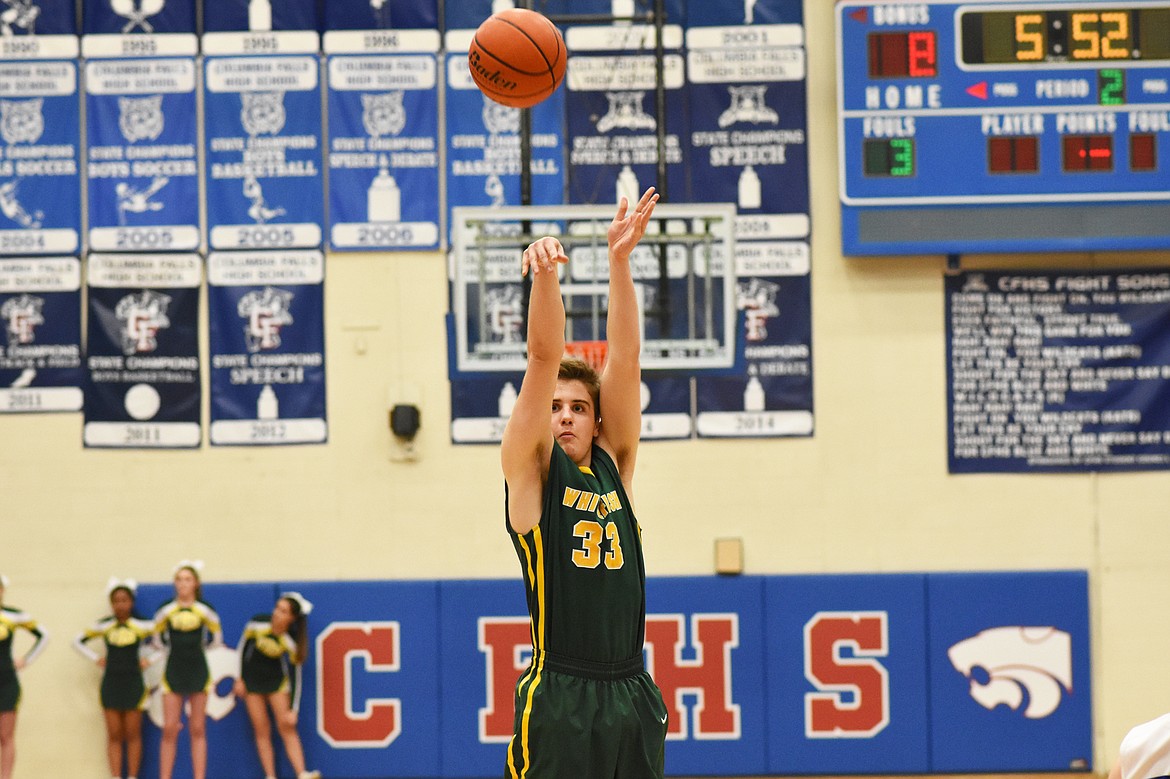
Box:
208, 250, 326, 446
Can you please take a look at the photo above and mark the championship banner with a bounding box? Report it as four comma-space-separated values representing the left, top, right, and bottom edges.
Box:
83, 55, 201, 252
208, 250, 326, 446
443, 21, 565, 219
325, 30, 441, 251
202, 0, 319, 33
947, 269, 1170, 473
0, 52, 80, 256
0, 0, 75, 37
82, 0, 196, 35
0, 256, 81, 412
203, 33, 325, 251
84, 253, 201, 448
689, 0, 815, 439
324, 0, 438, 30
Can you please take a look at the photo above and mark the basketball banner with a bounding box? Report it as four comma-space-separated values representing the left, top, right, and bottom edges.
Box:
121, 571, 1090, 778
0, 256, 82, 412
207, 250, 327, 446
0, 52, 81, 256
203, 35, 325, 251
83, 253, 202, 448
325, 31, 442, 251
442, 9, 565, 221
83, 55, 201, 252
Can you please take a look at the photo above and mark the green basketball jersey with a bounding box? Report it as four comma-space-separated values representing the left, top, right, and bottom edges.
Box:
507, 442, 647, 665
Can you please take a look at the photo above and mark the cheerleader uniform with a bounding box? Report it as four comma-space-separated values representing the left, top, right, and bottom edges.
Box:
73, 615, 156, 710
0, 605, 48, 712
237, 614, 301, 711
152, 599, 222, 695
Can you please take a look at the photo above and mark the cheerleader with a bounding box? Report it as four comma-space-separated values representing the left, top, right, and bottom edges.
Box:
233, 592, 320, 779
0, 574, 48, 779
153, 561, 222, 779
73, 578, 156, 779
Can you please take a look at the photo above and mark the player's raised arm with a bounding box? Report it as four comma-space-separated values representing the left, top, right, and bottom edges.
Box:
598, 187, 658, 488
500, 236, 569, 535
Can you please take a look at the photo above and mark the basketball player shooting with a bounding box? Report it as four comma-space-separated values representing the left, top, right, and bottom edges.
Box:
500, 186, 668, 778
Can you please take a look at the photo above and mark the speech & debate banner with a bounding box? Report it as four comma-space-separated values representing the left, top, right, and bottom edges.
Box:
0, 256, 81, 412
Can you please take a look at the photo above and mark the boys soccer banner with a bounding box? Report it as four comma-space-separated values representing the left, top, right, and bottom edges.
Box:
325, 31, 441, 251
203, 36, 325, 251
84, 56, 201, 252
0, 256, 81, 412
84, 253, 201, 448
208, 250, 326, 446
0, 55, 81, 255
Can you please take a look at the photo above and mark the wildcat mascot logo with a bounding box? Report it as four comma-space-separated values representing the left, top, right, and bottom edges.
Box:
947, 626, 1073, 719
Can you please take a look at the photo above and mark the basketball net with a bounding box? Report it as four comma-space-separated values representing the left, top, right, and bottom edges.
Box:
564, 340, 608, 372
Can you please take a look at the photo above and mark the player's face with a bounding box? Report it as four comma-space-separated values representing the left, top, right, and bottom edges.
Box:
110, 588, 134, 621
271, 598, 294, 632
173, 568, 198, 601
551, 379, 599, 466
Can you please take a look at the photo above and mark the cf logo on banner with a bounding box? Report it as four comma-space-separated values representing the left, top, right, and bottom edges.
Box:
316, 621, 402, 748
803, 611, 890, 739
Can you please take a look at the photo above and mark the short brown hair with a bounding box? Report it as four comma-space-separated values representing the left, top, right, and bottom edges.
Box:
559, 356, 601, 421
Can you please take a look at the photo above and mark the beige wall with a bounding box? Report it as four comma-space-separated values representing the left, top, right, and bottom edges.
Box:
3, 0, 1169, 774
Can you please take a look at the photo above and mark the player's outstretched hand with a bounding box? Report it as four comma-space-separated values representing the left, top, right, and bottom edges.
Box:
608, 186, 659, 260
522, 236, 568, 277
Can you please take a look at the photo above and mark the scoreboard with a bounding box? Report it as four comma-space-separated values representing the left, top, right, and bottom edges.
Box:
836, 1, 1170, 254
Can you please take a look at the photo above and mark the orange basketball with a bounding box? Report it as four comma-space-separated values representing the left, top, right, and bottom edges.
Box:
468, 8, 566, 109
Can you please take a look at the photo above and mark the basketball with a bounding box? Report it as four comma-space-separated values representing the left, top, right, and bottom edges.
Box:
468, 8, 566, 109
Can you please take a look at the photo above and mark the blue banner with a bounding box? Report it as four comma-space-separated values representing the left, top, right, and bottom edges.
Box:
0, 0, 76, 35
203, 0, 319, 33
325, 0, 438, 31
84, 57, 200, 252
121, 570, 1091, 777
927, 571, 1092, 771
203, 45, 325, 251
0, 256, 81, 412
947, 269, 1170, 473
83, 253, 201, 448
325, 31, 441, 251
0, 57, 80, 255
208, 250, 326, 446
765, 574, 930, 775
83, 0, 195, 35
686, 3, 814, 438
